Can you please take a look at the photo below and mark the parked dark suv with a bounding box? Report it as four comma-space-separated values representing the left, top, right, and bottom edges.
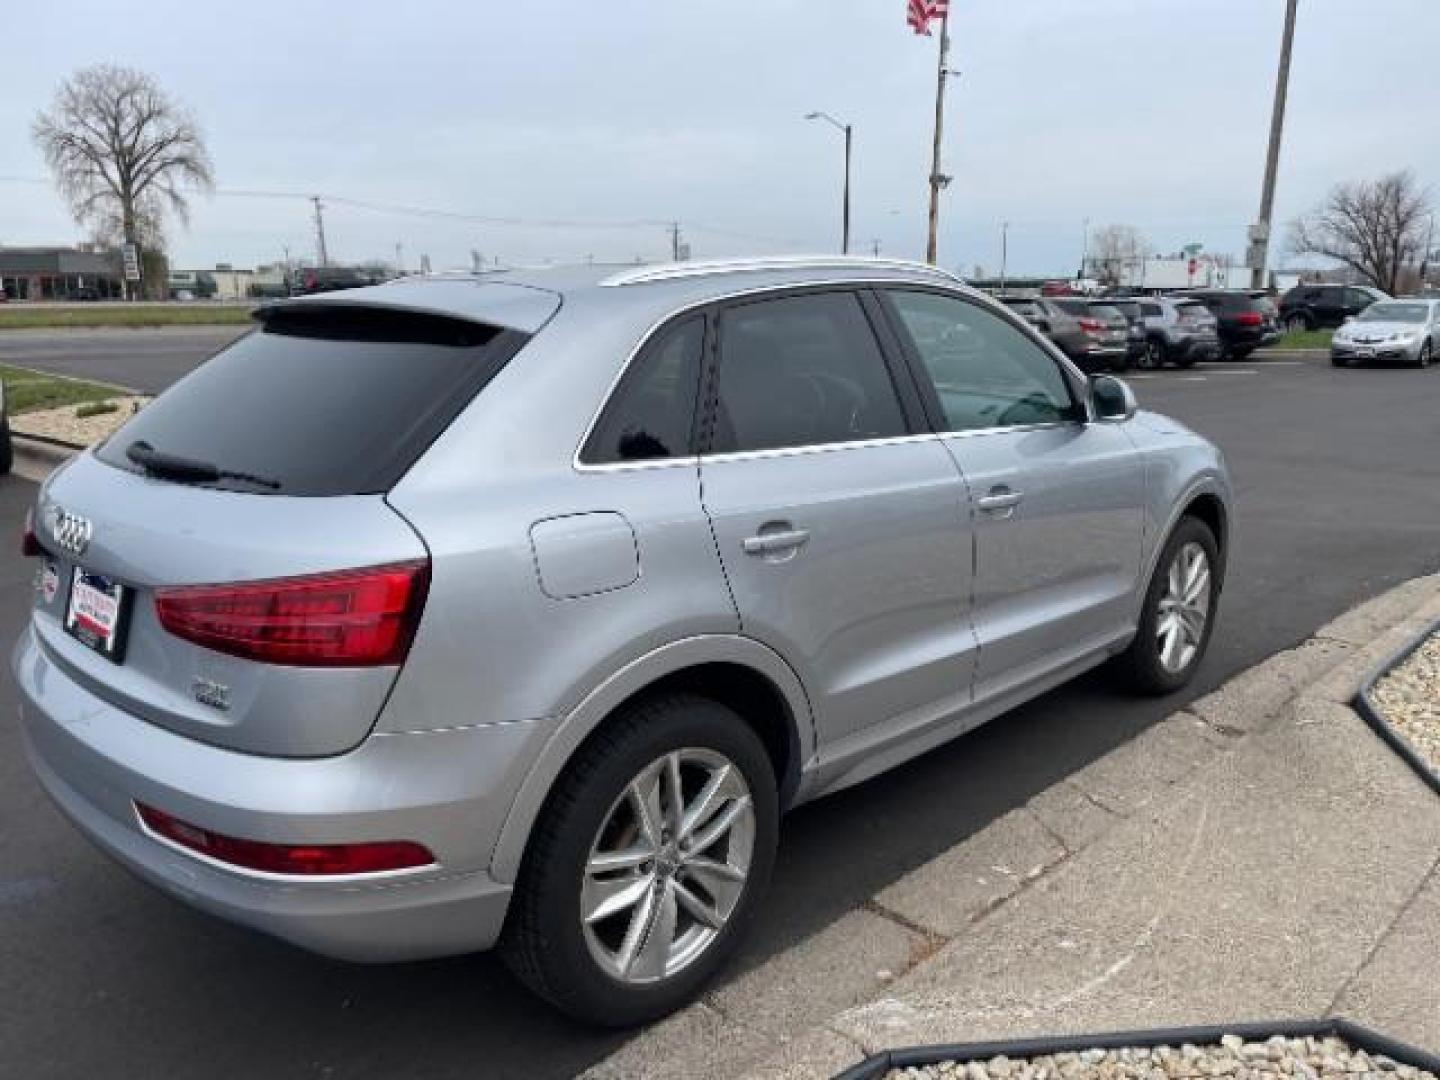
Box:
1278, 284, 1388, 331
1183, 290, 1282, 360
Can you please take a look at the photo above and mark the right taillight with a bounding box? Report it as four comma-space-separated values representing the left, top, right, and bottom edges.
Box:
1236, 310, 1263, 326
154, 559, 430, 667
1078, 317, 1104, 333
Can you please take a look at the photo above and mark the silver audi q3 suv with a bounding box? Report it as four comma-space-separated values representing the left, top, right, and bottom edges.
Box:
14, 257, 1230, 1025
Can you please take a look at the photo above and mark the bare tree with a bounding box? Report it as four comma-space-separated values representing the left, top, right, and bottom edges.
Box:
1089, 224, 1150, 286
1287, 171, 1432, 295
33, 65, 214, 298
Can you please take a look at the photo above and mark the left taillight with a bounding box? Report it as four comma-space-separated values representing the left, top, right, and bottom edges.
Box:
154, 559, 430, 667
22, 507, 41, 557
136, 802, 434, 876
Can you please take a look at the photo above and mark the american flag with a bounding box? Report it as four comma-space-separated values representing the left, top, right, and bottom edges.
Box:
906, 0, 949, 35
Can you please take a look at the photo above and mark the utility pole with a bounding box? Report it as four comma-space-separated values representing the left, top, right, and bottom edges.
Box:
1080, 217, 1090, 279
1000, 221, 1010, 293
925, 9, 953, 265
669, 221, 681, 262
870, 239, 881, 257
1250, 0, 1299, 290
311, 196, 329, 267
395, 242, 404, 276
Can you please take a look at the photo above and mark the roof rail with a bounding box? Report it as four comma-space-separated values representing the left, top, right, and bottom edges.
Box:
599, 255, 966, 288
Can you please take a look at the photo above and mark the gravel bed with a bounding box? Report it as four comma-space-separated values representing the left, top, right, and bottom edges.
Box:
11, 395, 148, 447
1371, 631, 1440, 774
885, 1034, 1437, 1079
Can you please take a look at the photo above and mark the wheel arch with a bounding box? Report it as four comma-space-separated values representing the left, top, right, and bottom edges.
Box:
489, 635, 814, 884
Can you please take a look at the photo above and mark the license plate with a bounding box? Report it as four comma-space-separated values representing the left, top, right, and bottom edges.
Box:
1356, 347, 1374, 358
64, 567, 132, 662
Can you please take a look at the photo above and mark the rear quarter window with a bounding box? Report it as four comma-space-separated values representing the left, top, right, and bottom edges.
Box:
95, 307, 527, 495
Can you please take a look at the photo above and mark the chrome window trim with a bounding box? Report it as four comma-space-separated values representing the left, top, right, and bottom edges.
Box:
132, 805, 440, 886
572, 276, 997, 474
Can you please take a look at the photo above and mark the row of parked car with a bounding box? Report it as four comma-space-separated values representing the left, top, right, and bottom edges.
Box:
996, 290, 1283, 372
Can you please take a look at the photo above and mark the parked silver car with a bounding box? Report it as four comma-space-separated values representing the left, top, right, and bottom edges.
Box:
1330, 299, 1439, 367
14, 257, 1231, 1026
1133, 296, 1220, 368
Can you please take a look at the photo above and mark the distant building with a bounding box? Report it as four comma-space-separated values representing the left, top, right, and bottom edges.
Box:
0, 246, 124, 301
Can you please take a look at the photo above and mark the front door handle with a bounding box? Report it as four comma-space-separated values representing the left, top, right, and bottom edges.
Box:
977, 487, 1024, 515
742, 528, 811, 557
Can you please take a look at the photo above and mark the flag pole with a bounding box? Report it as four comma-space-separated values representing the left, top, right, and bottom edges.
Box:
924, 8, 951, 265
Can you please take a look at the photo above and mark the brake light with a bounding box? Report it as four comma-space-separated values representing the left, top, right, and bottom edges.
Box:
1078, 317, 1105, 332
154, 559, 429, 667
21, 507, 41, 557
1236, 310, 1263, 327
136, 803, 434, 875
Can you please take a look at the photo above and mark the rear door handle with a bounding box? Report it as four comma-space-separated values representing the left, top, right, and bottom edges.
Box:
976, 487, 1024, 514
742, 528, 811, 556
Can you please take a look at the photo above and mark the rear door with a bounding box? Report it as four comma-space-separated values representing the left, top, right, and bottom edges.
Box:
698, 289, 977, 747
878, 288, 1145, 704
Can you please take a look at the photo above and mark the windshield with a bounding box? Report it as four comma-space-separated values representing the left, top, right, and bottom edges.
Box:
1358, 302, 1429, 323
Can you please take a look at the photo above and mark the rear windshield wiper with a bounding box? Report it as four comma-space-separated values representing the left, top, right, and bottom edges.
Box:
125, 440, 281, 490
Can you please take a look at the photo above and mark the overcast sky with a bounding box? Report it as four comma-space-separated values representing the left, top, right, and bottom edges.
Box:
2, 1, 1437, 276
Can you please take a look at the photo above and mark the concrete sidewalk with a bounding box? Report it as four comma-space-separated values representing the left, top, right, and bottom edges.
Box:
586, 574, 1440, 1079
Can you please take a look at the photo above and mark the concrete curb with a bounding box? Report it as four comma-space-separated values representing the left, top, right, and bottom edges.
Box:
583, 572, 1440, 1080
11, 433, 79, 483
1354, 617, 1440, 797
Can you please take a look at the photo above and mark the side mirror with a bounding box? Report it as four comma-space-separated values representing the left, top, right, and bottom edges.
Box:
1090, 374, 1136, 423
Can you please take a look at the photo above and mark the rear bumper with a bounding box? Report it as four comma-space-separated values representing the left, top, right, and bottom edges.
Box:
13, 624, 549, 962
1168, 335, 1220, 361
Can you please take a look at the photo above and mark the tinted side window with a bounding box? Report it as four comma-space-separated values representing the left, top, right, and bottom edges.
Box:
711, 292, 907, 453
582, 317, 703, 463
885, 290, 1080, 432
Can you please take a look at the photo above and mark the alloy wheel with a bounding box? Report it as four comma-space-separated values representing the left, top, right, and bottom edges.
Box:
580, 748, 755, 985
1156, 541, 1211, 674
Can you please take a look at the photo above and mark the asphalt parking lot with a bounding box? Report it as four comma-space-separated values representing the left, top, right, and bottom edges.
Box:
0, 326, 245, 394
2, 353, 1438, 1079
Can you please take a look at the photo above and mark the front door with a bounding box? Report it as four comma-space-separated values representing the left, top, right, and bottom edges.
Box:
698, 290, 977, 747
878, 288, 1146, 704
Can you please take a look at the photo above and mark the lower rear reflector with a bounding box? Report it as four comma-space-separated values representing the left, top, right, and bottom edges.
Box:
135, 803, 434, 876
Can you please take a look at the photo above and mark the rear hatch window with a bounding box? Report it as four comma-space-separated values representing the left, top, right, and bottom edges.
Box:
95, 306, 528, 495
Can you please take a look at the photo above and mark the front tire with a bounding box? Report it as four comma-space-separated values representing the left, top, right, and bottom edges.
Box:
1116, 517, 1219, 695
500, 694, 778, 1027
1414, 342, 1433, 369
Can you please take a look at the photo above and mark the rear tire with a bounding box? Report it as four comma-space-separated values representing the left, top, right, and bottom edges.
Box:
500, 694, 778, 1027
1144, 340, 1168, 369
0, 418, 11, 476
1115, 517, 1220, 695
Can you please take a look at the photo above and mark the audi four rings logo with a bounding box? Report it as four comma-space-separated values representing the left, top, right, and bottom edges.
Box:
46, 506, 93, 557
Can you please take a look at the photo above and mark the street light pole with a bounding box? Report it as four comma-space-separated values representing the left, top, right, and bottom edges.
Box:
806, 111, 852, 255
1250, 0, 1300, 290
